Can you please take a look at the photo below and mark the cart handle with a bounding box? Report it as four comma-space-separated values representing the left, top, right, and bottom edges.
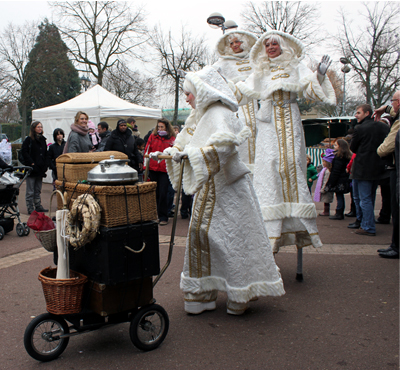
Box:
152, 158, 186, 288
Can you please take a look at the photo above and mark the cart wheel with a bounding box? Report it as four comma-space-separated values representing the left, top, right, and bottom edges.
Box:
24, 313, 70, 362
16, 223, 25, 237
23, 223, 30, 236
0, 226, 4, 240
130, 304, 169, 351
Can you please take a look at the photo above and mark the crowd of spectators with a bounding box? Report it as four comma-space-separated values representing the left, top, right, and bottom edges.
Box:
310, 96, 399, 259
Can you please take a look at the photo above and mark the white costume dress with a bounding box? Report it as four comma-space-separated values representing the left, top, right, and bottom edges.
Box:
212, 31, 258, 171
164, 67, 284, 306
234, 31, 336, 253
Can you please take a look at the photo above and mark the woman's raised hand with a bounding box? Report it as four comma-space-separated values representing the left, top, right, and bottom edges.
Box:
318, 55, 332, 76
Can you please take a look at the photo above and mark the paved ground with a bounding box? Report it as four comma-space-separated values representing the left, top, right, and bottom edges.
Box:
0, 182, 398, 369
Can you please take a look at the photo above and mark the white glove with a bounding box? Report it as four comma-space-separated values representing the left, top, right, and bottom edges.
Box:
149, 151, 162, 161
163, 147, 172, 155
172, 152, 188, 163
318, 55, 332, 76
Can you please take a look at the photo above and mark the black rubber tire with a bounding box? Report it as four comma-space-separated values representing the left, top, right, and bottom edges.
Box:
23, 222, 30, 236
0, 226, 4, 240
24, 313, 70, 362
16, 223, 25, 237
129, 304, 169, 351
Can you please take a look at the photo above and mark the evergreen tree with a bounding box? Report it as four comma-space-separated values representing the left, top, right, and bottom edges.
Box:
19, 19, 81, 123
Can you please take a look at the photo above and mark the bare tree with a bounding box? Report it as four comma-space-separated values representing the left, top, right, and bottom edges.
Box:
51, 1, 147, 85
242, 1, 323, 47
0, 22, 37, 136
336, 2, 400, 107
150, 27, 211, 124
103, 63, 158, 107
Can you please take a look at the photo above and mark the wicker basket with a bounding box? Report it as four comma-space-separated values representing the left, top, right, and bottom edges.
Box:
56, 151, 128, 183
55, 180, 158, 228
35, 229, 56, 252
34, 191, 67, 252
38, 267, 88, 315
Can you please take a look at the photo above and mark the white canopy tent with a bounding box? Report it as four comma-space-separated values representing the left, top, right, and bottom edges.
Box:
32, 84, 162, 182
32, 84, 162, 139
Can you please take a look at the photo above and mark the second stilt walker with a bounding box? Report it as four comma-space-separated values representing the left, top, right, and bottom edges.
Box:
233, 31, 336, 253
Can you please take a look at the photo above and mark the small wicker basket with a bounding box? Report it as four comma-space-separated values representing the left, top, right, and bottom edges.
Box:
34, 190, 68, 252
38, 267, 88, 315
35, 229, 56, 252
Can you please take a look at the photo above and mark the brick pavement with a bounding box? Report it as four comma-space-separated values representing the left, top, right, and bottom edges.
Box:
0, 234, 378, 271
0, 184, 384, 270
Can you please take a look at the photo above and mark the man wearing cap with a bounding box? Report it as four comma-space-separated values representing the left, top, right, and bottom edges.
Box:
104, 119, 142, 171
350, 104, 390, 236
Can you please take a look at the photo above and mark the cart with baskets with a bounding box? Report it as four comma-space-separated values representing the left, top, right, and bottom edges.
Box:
0, 166, 32, 240
24, 155, 184, 362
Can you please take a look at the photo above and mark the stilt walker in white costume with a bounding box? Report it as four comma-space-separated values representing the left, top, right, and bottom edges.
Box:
232, 31, 336, 256
161, 66, 285, 315
213, 31, 258, 171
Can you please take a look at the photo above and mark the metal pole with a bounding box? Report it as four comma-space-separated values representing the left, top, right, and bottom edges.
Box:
342, 72, 346, 116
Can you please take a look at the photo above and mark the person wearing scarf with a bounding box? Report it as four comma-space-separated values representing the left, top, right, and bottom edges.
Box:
63, 111, 93, 153
21, 121, 48, 214
144, 118, 175, 225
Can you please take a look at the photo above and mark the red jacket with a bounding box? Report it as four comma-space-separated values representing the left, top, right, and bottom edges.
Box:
144, 133, 175, 172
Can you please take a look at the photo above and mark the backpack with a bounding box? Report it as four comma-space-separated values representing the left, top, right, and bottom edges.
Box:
18, 138, 32, 166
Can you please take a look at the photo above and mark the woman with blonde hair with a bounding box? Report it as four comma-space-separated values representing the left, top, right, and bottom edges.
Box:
63, 111, 93, 153
233, 30, 336, 253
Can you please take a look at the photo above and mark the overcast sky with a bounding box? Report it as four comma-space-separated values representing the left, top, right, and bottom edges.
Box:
0, 1, 364, 54
0, 1, 367, 107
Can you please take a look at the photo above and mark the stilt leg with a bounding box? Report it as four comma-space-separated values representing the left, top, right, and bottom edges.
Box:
296, 248, 303, 282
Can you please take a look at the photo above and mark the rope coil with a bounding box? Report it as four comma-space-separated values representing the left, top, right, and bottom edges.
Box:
66, 194, 101, 249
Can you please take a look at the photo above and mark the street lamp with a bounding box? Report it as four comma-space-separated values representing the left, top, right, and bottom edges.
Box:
80, 76, 91, 92
340, 57, 351, 116
207, 13, 238, 34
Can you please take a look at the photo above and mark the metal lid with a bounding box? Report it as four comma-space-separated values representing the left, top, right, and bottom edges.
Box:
87, 155, 138, 184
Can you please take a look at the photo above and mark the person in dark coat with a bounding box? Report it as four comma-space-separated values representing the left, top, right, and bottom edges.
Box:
350, 104, 390, 236
104, 119, 142, 171
21, 121, 49, 214
374, 91, 400, 258
47, 128, 66, 188
326, 139, 351, 220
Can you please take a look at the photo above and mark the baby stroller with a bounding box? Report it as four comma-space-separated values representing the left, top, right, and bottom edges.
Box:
0, 166, 32, 240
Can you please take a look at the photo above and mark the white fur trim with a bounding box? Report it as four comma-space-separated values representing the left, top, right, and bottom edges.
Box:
250, 30, 305, 65
216, 30, 258, 58
181, 147, 208, 195
185, 67, 238, 115
180, 273, 285, 303
206, 126, 251, 147
260, 202, 317, 221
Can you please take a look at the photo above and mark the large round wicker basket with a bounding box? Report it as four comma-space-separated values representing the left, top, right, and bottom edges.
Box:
38, 267, 87, 315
